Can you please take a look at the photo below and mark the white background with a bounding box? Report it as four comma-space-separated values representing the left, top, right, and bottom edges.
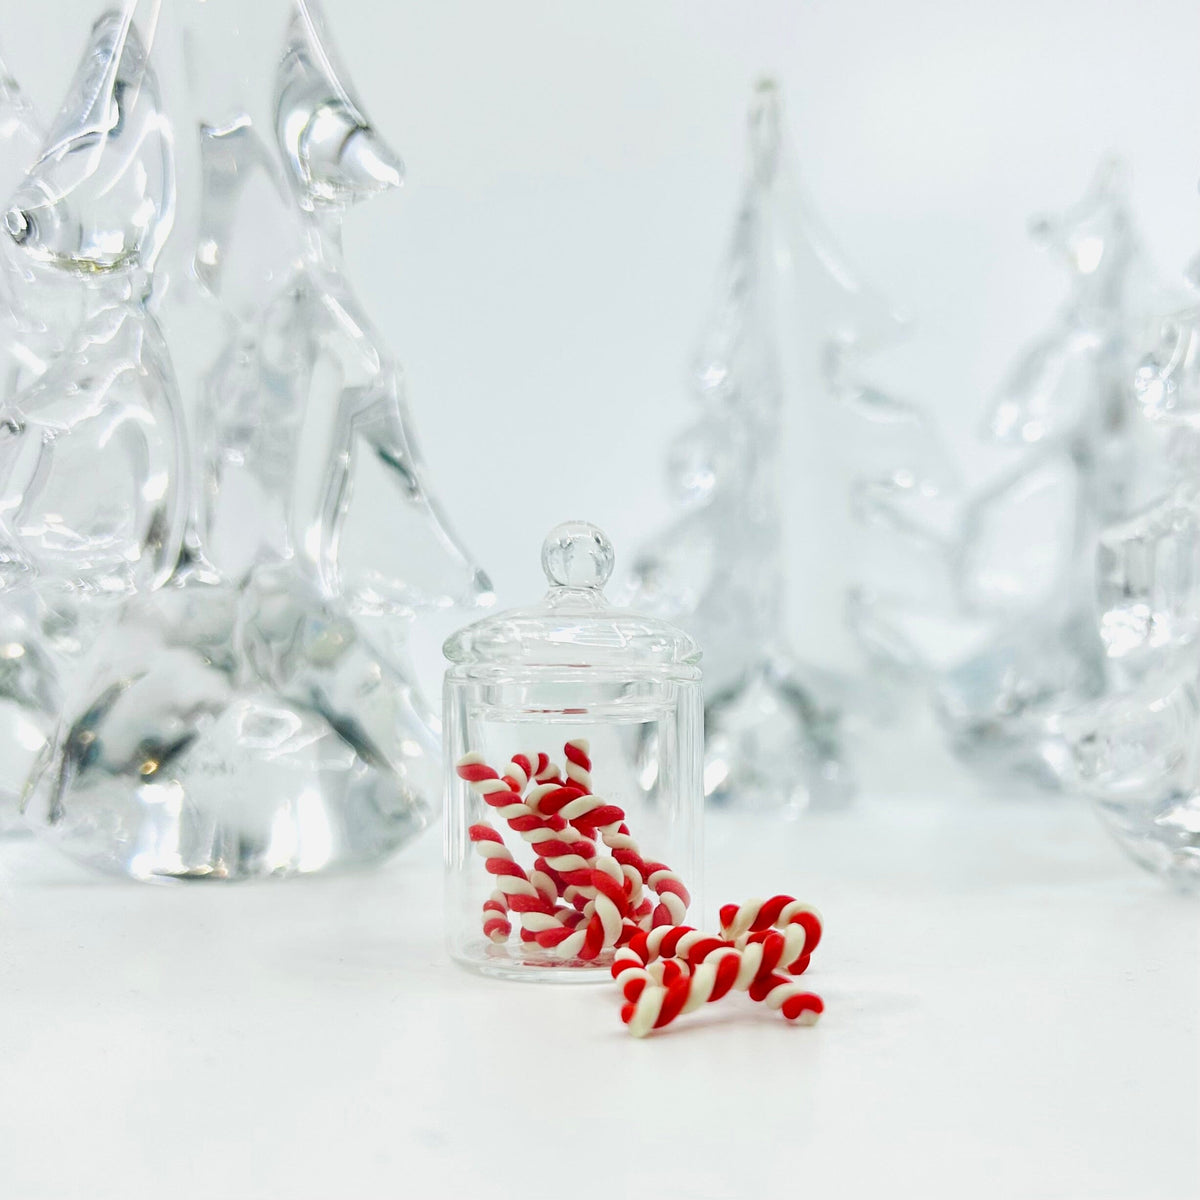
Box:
1, 5, 1198, 1198
2, 795, 1197, 1200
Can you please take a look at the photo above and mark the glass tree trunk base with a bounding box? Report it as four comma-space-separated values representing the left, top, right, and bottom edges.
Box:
1094, 793, 1200, 891
25, 570, 435, 881
702, 660, 853, 815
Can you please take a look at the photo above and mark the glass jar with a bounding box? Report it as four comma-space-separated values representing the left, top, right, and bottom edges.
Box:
444, 521, 703, 980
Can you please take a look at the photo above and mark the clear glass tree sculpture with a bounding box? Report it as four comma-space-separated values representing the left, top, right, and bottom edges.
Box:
1059, 219, 1200, 886
851, 161, 1166, 787
0, 45, 73, 829
0, 0, 491, 878
624, 79, 912, 814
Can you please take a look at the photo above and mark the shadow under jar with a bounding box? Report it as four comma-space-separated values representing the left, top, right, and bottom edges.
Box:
444, 522, 703, 981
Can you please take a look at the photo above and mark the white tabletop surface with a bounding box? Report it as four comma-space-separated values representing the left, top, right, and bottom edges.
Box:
0, 778, 1196, 1200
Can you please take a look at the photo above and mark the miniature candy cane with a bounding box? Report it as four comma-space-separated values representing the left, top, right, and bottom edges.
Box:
508, 754, 584, 900
460, 751, 604, 943
553, 740, 663, 928
748, 972, 825, 1024
719, 895, 822, 974
617, 924, 809, 990
462, 752, 642, 959
572, 858, 634, 957
530, 742, 690, 927
616, 926, 723, 984
621, 959, 736, 1037
492, 754, 615, 911
622, 967, 823, 1036
719, 895, 823, 944
611, 944, 690, 998
468, 824, 558, 941
534, 856, 633, 960
458, 755, 595, 879
459, 746, 690, 961
458, 755, 591, 937
481, 894, 511, 941
460, 758, 553, 932
563, 738, 593, 791
620, 934, 823, 1036
612, 922, 824, 1035
552, 739, 651, 919
500, 752, 562, 814
614, 925, 794, 1000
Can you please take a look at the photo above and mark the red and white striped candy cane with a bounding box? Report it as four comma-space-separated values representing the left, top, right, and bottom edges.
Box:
612, 923, 823, 1035
458, 745, 694, 965
468, 824, 558, 941
468, 824, 585, 945
614, 925, 726, 992
619, 958, 738, 1036
459, 754, 593, 880
530, 741, 690, 928
719, 895, 823, 974
555, 739, 648, 921
533, 855, 634, 960
559, 734, 686, 921
619, 930, 823, 1036
611, 943, 690, 998
486, 753, 616, 938
459, 755, 587, 942
748, 972, 825, 1024
563, 738, 593, 790
459, 752, 638, 958
614, 925, 797, 1000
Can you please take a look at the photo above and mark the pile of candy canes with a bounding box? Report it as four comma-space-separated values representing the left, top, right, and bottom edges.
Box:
457, 739, 824, 1037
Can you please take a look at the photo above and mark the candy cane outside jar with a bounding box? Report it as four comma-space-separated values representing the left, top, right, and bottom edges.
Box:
611, 915, 825, 1036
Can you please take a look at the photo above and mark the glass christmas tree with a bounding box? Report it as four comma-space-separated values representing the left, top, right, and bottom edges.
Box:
0, 0, 491, 877
1061, 201, 1200, 885
852, 161, 1167, 786
625, 79, 913, 813
0, 45, 61, 827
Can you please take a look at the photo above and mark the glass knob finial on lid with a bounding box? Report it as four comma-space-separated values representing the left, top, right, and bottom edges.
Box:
443, 522, 699, 667
540, 520, 615, 590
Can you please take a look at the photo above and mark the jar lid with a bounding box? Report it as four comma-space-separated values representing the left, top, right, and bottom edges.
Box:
443, 521, 701, 667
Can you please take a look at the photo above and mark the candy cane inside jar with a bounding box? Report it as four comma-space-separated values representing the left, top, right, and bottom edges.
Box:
443, 523, 704, 981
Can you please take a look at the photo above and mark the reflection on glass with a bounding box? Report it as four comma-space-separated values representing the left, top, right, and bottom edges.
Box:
3, 0, 491, 876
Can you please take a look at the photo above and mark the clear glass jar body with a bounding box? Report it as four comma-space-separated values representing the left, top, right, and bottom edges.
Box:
445, 661, 703, 980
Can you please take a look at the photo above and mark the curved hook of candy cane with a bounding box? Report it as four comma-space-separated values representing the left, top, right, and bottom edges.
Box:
719, 895, 823, 967
528, 747, 691, 928
459, 756, 590, 941
467, 824, 558, 931
748, 972, 824, 1024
